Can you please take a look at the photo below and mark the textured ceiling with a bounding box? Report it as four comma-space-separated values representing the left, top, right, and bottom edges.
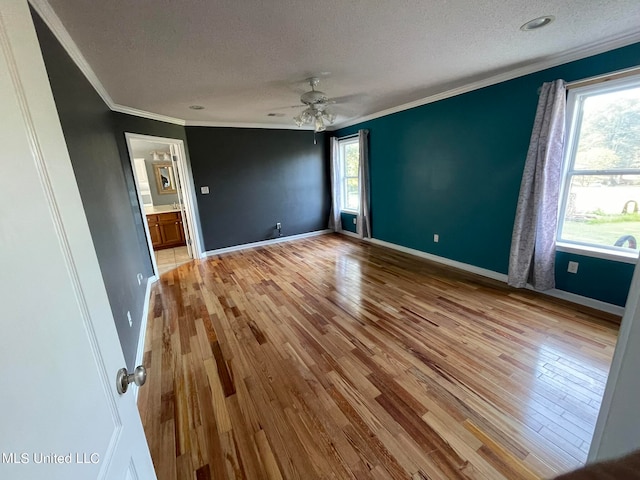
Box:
42, 0, 640, 128
130, 140, 170, 159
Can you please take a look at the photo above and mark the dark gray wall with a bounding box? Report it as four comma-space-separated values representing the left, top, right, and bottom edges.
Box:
33, 9, 329, 366
186, 127, 330, 251
32, 10, 188, 369
111, 113, 195, 257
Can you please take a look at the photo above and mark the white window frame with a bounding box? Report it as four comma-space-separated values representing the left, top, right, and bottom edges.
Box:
556, 74, 640, 264
339, 137, 360, 213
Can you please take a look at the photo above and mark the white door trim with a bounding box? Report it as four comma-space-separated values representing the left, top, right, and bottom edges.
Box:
170, 142, 195, 259
125, 142, 159, 276
124, 133, 203, 276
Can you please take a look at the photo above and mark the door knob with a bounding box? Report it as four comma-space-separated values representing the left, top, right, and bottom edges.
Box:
116, 365, 147, 395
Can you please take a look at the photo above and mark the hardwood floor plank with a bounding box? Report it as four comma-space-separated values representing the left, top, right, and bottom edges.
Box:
203, 357, 232, 433
138, 235, 618, 479
255, 429, 285, 480
464, 420, 539, 480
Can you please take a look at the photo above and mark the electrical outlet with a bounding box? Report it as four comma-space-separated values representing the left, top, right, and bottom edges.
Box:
567, 261, 579, 274
127, 311, 133, 327
200, 186, 210, 194
137, 273, 143, 285
434, 234, 439, 243
276, 222, 282, 229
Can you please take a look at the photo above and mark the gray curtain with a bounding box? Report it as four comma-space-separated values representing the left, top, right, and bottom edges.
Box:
328, 137, 342, 232
357, 129, 371, 239
508, 80, 566, 291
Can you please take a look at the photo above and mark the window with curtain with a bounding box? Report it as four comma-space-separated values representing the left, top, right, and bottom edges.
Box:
339, 137, 360, 212
558, 75, 640, 256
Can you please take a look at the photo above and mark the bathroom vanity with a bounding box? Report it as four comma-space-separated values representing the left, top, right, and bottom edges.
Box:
145, 207, 186, 250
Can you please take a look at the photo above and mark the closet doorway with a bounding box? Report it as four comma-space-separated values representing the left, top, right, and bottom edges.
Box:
125, 133, 202, 276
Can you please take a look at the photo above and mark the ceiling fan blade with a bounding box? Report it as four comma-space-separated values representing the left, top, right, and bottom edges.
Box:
328, 93, 369, 105
272, 104, 306, 110
329, 103, 363, 118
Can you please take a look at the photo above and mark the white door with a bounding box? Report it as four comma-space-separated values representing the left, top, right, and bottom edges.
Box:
170, 143, 194, 258
0, 1, 156, 479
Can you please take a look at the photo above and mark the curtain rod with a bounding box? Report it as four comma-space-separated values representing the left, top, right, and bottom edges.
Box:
566, 65, 640, 90
336, 133, 359, 140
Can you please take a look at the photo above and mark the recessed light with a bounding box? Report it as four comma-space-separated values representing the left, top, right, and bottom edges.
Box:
520, 15, 555, 31
189, 105, 205, 110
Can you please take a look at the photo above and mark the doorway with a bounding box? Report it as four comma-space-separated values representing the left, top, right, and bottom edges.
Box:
125, 133, 202, 276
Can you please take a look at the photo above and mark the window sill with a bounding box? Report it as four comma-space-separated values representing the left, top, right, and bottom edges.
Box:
340, 210, 358, 215
556, 242, 638, 264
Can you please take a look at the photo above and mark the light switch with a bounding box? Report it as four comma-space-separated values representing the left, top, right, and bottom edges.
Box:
567, 261, 579, 274
200, 186, 210, 194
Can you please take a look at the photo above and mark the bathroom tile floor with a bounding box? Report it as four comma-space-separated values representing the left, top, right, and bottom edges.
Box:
154, 246, 191, 275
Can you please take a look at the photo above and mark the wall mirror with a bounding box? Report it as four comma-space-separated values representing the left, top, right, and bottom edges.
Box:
153, 162, 177, 195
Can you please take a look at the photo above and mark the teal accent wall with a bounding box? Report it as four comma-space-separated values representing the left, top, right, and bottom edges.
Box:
336, 42, 640, 306
555, 252, 634, 307
341, 212, 358, 233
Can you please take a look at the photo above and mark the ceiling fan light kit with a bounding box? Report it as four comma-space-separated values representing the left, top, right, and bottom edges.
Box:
293, 77, 337, 132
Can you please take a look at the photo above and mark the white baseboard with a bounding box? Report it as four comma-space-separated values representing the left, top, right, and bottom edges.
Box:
367, 238, 624, 316
338, 229, 360, 239
541, 288, 624, 316
368, 238, 508, 282
204, 229, 332, 257
134, 274, 157, 402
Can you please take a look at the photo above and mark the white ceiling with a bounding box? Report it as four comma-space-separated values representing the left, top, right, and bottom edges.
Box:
38, 0, 640, 129
129, 140, 170, 159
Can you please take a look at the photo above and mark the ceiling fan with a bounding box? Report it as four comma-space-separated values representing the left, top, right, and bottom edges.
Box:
293, 77, 337, 132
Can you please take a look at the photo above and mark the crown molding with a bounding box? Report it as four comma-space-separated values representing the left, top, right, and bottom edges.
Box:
334, 28, 640, 130
29, 0, 186, 126
30, 0, 640, 132
112, 104, 186, 126
184, 119, 314, 130
29, 0, 114, 108
29, 0, 307, 130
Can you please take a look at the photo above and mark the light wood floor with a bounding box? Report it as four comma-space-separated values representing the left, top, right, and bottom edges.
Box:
137, 234, 619, 480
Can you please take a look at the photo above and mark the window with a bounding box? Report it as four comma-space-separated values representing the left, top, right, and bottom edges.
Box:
558, 76, 640, 258
339, 138, 360, 212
